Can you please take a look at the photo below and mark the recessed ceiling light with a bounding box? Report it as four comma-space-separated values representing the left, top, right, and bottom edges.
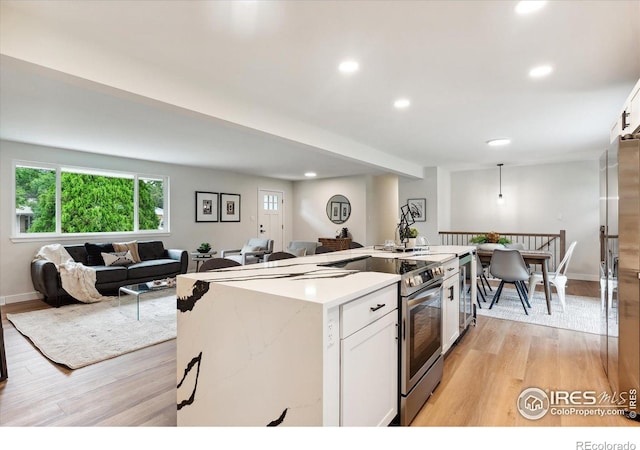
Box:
486, 138, 511, 147
338, 60, 359, 74
529, 64, 553, 78
304, 172, 317, 178
515, 1, 547, 15
394, 98, 411, 109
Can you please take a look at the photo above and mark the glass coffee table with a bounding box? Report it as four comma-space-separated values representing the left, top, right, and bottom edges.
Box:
118, 278, 176, 320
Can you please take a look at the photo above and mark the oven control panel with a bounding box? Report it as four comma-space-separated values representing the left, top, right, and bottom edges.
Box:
403, 266, 444, 289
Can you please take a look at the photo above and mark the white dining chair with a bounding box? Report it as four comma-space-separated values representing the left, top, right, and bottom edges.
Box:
527, 241, 577, 312
599, 260, 618, 311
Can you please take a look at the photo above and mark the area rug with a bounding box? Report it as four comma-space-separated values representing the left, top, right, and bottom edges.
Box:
7, 291, 176, 369
475, 288, 603, 335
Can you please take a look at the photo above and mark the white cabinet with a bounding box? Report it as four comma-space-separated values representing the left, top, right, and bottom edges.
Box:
340, 285, 398, 426
611, 78, 640, 143
442, 258, 460, 354
629, 84, 640, 133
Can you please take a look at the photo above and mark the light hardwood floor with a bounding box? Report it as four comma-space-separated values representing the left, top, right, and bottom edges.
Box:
0, 300, 176, 426
0, 281, 636, 427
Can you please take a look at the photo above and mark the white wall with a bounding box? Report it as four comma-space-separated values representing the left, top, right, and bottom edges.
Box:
398, 167, 440, 246
437, 167, 451, 232
449, 160, 600, 280
291, 175, 367, 244
0, 140, 293, 303
291, 174, 400, 247
366, 174, 399, 246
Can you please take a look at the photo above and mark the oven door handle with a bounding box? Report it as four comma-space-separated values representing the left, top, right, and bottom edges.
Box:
406, 282, 443, 308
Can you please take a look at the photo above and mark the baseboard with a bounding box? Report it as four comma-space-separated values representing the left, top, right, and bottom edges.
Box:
485, 273, 599, 282
567, 273, 599, 282
0, 291, 43, 305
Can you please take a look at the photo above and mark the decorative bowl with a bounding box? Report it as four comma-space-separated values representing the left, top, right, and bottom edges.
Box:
478, 243, 505, 251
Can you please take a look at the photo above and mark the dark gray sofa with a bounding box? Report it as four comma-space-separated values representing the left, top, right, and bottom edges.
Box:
31, 240, 188, 307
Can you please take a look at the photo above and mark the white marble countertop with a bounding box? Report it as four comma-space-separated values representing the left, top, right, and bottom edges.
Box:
178, 245, 475, 309
414, 245, 476, 256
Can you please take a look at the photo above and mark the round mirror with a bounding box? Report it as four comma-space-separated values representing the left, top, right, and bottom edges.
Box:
326, 195, 351, 224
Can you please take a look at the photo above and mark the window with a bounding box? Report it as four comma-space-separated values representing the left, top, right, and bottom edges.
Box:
14, 162, 168, 236
263, 194, 279, 211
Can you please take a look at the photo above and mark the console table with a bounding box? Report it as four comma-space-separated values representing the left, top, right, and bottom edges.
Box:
190, 251, 217, 272
319, 237, 352, 251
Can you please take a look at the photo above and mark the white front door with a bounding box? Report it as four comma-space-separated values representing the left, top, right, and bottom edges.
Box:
258, 189, 284, 252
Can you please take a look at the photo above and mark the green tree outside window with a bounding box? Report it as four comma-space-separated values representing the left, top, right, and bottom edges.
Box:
15, 166, 163, 234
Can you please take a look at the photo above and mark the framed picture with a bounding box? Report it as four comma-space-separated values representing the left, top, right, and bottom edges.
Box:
340, 203, 350, 222
330, 201, 341, 222
407, 198, 426, 222
220, 193, 241, 222
195, 191, 218, 222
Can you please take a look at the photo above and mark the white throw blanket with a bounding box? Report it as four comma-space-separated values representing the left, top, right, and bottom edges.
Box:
34, 244, 105, 303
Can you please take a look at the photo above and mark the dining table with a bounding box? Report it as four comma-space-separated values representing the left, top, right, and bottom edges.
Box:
476, 249, 554, 315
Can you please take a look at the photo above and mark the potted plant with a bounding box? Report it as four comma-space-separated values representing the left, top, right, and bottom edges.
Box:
405, 227, 419, 248
470, 232, 510, 249
197, 242, 211, 253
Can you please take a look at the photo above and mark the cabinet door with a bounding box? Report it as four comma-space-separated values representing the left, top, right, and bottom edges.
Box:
340, 310, 397, 426
611, 118, 622, 144
442, 274, 460, 354
628, 85, 640, 133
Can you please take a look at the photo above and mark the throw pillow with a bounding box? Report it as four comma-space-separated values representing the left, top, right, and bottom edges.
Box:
84, 242, 115, 266
113, 240, 141, 263
102, 251, 135, 267
286, 247, 307, 257
240, 245, 261, 254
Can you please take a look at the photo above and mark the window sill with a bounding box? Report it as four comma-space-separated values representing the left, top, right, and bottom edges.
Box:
10, 231, 171, 244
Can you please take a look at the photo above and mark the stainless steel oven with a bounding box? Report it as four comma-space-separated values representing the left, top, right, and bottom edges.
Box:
320, 255, 445, 426
399, 263, 444, 425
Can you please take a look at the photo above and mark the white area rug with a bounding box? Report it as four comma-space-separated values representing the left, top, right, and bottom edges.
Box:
7, 292, 176, 369
476, 288, 603, 335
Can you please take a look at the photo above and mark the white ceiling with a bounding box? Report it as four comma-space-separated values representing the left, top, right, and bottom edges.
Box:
1, 0, 639, 180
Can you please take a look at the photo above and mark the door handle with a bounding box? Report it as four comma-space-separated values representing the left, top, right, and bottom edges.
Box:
370, 303, 385, 312
449, 286, 454, 300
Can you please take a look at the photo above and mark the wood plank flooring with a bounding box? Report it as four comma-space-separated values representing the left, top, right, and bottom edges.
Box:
0, 300, 176, 426
0, 280, 636, 427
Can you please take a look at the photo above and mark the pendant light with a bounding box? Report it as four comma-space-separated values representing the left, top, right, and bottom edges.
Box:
497, 163, 505, 205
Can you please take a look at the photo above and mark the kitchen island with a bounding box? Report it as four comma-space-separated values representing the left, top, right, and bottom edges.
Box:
176, 246, 475, 426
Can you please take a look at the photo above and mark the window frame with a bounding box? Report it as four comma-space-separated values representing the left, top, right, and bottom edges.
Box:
11, 160, 170, 242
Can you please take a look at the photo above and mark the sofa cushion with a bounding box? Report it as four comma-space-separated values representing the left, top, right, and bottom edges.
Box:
288, 241, 319, 256
246, 238, 270, 251
65, 245, 88, 265
94, 265, 128, 284
126, 258, 180, 279
84, 243, 115, 266
112, 240, 141, 263
286, 247, 307, 257
137, 241, 165, 261
102, 251, 135, 267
